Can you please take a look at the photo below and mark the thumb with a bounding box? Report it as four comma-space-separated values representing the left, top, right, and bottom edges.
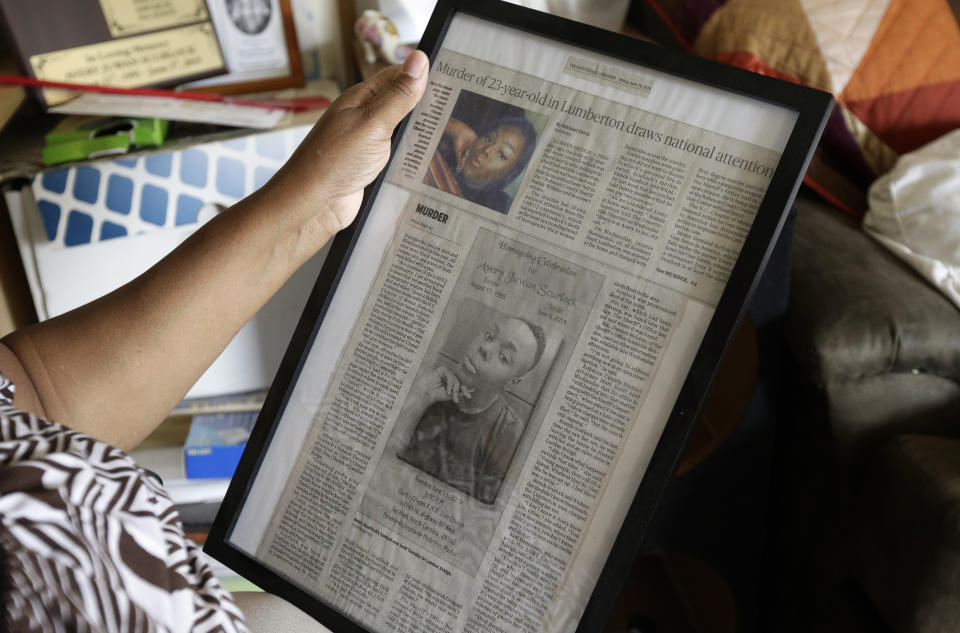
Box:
355, 51, 429, 132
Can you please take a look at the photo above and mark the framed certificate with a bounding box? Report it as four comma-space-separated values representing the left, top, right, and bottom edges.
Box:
205, 2, 832, 632
0, 0, 226, 107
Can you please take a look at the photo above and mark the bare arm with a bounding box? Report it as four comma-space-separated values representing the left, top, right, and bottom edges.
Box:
0, 52, 429, 451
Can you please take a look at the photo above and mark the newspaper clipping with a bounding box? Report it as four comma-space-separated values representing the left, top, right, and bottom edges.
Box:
234, 13, 794, 633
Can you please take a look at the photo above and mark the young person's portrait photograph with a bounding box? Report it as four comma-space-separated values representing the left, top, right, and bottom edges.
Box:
397, 300, 557, 504
226, 0, 272, 35
424, 90, 545, 214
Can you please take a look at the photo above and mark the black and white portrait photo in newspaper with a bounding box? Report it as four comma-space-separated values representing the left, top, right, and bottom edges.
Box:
360, 226, 605, 574
424, 90, 547, 215
226, 0, 272, 35
396, 299, 550, 506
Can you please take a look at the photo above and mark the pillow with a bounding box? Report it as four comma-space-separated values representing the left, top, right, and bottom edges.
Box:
638, 0, 960, 218
863, 128, 960, 310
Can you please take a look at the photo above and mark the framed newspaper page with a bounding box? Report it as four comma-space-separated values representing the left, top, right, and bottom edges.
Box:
205, 2, 832, 632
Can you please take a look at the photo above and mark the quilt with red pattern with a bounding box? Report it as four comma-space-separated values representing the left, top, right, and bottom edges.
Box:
643, 0, 960, 218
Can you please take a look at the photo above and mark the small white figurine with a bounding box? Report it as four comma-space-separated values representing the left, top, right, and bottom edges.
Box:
354, 9, 415, 65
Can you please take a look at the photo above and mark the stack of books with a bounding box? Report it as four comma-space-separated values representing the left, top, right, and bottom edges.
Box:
130, 392, 263, 535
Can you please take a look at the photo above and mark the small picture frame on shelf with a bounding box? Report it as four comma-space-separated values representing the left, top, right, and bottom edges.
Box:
184, 0, 304, 94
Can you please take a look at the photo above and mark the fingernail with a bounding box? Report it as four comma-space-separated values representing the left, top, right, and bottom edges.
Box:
402, 51, 427, 78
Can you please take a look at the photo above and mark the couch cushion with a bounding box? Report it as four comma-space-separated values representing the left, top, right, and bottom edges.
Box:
789, 193, 960, 384
851, 434, 960, 633
824, 373, 960, 478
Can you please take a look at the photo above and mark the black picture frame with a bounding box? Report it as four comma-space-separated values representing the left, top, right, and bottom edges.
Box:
205, 2, 832, 632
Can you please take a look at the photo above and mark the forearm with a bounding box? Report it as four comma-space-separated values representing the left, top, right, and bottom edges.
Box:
2, 188, 334, 450
0, 51, 428, 452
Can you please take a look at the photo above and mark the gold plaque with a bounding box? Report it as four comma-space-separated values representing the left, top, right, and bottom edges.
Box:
30, 22, 224, 105
98, 0, 209, 37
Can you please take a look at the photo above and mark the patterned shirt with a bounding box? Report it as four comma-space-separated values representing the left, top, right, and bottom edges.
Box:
0, 372, 248, 632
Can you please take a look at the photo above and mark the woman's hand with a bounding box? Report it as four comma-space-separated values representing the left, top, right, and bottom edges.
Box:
415, 365, 474, 405
260, 51, 429, 237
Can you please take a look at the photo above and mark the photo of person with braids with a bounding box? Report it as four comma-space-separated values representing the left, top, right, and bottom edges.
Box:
424, 90, 546, 214
397, 301, 556, 505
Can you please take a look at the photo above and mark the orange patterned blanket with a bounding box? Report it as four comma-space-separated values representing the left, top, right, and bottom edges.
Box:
643, 0, 960, 218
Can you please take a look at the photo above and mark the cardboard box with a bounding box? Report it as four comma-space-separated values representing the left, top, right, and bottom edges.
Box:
0, 191, 37, 337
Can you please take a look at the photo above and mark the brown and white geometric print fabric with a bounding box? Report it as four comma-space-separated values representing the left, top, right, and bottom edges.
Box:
0, 372, 249, 633
0, 374, 12, 408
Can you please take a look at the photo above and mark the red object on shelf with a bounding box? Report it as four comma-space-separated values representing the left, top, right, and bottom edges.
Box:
0, 74, 331, 112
